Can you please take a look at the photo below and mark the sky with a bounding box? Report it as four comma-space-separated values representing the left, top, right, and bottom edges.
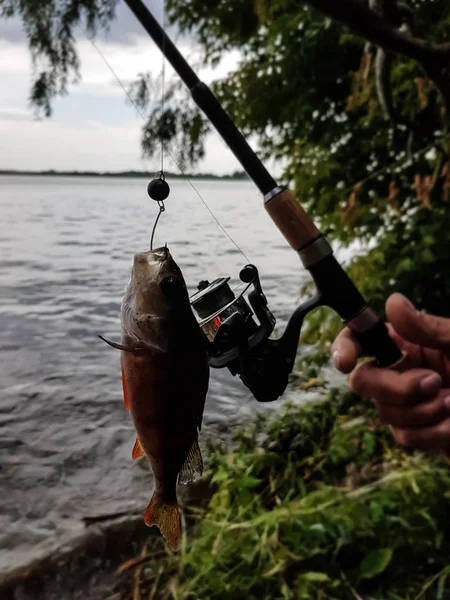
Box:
0, 0, 254, 175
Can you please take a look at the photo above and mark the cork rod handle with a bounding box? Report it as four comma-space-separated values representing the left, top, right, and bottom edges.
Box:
264, 189, 321, 251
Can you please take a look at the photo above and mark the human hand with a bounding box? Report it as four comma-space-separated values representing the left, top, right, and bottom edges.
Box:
332, 293, 450, 453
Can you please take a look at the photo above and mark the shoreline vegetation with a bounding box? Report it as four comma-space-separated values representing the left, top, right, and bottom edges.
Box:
114, 387, 450, 600
3, 376, 450, 599
0, 169, 250, 181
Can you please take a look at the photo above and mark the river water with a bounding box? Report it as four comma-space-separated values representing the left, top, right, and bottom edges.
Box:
0, 176, 344, 574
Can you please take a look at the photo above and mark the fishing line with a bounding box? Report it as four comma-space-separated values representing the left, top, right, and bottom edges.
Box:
164, 147, 251, 263
84, 24, 250, 265
148, 0, 168, 250
160, 0, 167, 175
84, 30, 147, 120
84, 23, 442, 262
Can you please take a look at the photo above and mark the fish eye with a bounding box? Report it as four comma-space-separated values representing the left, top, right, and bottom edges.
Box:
160, 275, 180, 289
160, 276, 185, 300
161, 276, 176, 288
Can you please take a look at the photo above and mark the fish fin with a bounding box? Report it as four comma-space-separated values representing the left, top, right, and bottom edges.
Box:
98, 335, 134, 352
98, 335, 152, 356
121, 368, 130, 411
132, 438, 144, 460
178, 438, 203, 485
144, 493, 181, 552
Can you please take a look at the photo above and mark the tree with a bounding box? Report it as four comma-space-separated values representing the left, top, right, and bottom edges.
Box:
3, 0, 450, 346
155, 0, 450, 347
1, 0, 117, 117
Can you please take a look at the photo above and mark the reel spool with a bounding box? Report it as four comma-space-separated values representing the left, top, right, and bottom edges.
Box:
190, 265, 276, 369
190, 264, 322, 403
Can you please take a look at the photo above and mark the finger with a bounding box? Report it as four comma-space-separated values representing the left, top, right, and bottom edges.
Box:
376, 391, 450, 429
350, 362, 442, 405
385, 323, 422, 367
386, 293, 450, 351
387, 321, 450, 380
392, 418, 450, 452
331, 328, 363, 374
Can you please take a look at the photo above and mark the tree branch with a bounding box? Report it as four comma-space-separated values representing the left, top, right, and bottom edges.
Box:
303, 0, 450, 110
304, 0, 450, 60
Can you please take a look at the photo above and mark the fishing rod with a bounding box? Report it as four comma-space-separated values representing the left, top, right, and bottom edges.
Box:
123, 0, 404, 403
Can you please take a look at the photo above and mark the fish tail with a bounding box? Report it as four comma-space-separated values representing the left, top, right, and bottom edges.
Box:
144, 492, 181, 552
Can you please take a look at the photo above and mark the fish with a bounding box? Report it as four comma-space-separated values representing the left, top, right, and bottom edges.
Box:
100, 246, 210, 551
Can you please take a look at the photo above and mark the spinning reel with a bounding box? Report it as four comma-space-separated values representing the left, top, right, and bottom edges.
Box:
190, 266, 320, 403
125, 0, 405, 405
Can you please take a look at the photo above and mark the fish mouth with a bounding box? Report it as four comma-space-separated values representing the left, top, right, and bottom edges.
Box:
133, 246, 169, 274
151, 246, 169, 263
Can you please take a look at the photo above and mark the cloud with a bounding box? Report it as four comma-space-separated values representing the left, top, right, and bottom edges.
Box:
0, 106, 244, 174
101, 0, 182, 46
0, 107, 31, 122
0, 15, 25, 43
0, 8, 273, 178
0, 0, 181, 47
0, 37, 243, 174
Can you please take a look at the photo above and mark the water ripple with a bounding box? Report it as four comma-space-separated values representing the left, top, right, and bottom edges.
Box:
0, 175, 309, 573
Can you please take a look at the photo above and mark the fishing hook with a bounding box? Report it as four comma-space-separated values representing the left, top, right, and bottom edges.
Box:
150, 200, 166, 251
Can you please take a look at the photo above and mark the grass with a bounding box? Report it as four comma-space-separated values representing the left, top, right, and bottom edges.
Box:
114, 388, 450, 600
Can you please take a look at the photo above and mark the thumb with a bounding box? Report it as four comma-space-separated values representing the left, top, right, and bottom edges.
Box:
386, 293, 450, 351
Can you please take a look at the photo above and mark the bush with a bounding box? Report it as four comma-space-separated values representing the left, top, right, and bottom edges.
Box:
118, 390, 450, 600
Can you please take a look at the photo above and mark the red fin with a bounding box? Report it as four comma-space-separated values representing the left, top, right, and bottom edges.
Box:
132, 438, 144, 460
144, 492, 181, 552
121, 368, 129, 411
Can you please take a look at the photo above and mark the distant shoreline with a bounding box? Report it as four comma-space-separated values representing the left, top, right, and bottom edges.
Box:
0, 169, 250, 181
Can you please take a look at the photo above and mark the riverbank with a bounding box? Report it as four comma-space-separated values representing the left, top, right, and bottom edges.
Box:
0, 481, 212, 600
0, 169, 250, 180
3, 384, 450, 600
115, 388, 450, 600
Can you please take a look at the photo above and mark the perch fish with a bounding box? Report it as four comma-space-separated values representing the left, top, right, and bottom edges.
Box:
101, 246, 209, 551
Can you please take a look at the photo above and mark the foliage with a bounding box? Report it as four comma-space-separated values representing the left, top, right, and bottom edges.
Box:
1, 0, 117, 116
6, 0, 450, 339
157, 0, 450, 343
161, 0, 449, 231
301, 165, 450, 346
127, 72, 211, 170
116, 389, 450, 600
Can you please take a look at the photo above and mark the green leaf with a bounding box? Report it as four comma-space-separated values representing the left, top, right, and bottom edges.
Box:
301, 572, 331, 582
281, 581, 291, 599
359, 548, 393, 579
437, 572, 448, 599
263, 560, 288, 578
397, 258, 415, 273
